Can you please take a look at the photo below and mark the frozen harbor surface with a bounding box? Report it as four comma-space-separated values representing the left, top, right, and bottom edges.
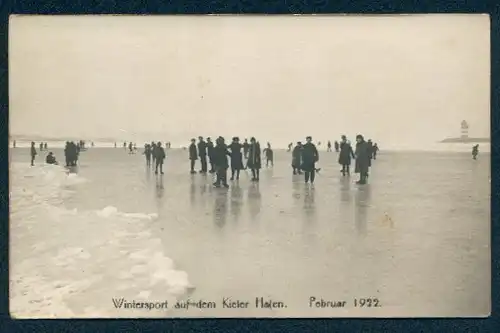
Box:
9, 148, 490, 318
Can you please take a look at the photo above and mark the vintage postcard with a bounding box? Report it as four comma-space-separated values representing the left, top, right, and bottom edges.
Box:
9, 14, 490, 318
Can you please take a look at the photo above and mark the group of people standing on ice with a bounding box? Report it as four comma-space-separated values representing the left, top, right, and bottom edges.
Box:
140, 134, 379, 186
291, 135, 378, 185
186, 136, 265, 187
143, 142, 167, 174
64, 141, 81, 167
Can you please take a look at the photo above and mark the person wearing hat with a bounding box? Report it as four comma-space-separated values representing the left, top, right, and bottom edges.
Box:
301, 136, 319, 184
228, 137, 244, 180
243, 138, 250, 159
154, 141, 166, 175
291, 141, 303, 175
213, 136, 231, 188
338, 135, 355, 176
247, 137, 261, 181
188, 138, 198, 174
197, 136, 208, 173
206, 137, 216, 173
354, 134, 370, 184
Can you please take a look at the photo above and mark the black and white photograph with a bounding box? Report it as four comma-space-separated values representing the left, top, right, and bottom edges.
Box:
9, 15, 490, 318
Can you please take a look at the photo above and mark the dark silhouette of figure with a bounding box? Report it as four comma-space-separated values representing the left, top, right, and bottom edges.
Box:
301, 136, 319, 184
151, 142, 157, 167
114, 142, 117, 148
13, 140, 16, 148
128, 142, 133, 154
247, 137, 261, 181
123, 142, 127, 149
367, 140, 373, 168
243, 139, 250, 159
155, 142, 166, 174
292, 142, 303, 175
30, 142, 37, 166
338, 135, 355, 176
72, 142, 79, 166
144, 144, 152, 166
263, 142, 274, 167
197, 136, 208, 173
45, 152, 58, 165
189, 139, 198, 174
355, 134, 371, 185
334, 141, 340, 152
213, 137, 231, 188
207, 137, 216, 173
64, 141, 71, 166
228, 137, 244, 180
327, 141, 332, 152
372, 143, 379, 160
91, 142, 95, 148
287, 142, 293, 152
44, 142, 48, 150
39, 142, 44, 151
64, 141, 78, 166
472, 144, 479, 160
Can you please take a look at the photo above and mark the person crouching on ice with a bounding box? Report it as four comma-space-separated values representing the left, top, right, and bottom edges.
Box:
45, 152, 58, 165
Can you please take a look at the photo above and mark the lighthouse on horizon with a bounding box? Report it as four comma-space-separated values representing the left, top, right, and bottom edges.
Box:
461, 120, 469, 139
440, 120, 489, 144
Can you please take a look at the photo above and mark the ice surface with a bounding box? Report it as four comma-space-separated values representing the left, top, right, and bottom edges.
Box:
9, 148, 491, 318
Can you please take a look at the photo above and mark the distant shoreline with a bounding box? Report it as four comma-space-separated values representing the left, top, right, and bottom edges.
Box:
439, 137, 490, 143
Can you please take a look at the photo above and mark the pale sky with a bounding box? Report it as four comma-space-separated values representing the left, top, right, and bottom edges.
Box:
9, 15, 490, 148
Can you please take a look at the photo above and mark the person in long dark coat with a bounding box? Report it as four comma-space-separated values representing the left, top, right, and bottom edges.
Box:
213, 137, 231, 188
151, 142, 157, 168
354, 134, 371, 185
207, 137, 216, 173
189, 138, 198, 174
144, 144, 152, 167
155, 142, 166, 175
292, 142, 303, 175
247, 137, 261, 181
197, 136, 208, 173
30, 142, 37, 166
64, 141, 71, 166
69, 141, 78, 166
228, 137, 244, 180
243, 139, 250, 159
301, 136, 319, 184
338, 135, 355, 176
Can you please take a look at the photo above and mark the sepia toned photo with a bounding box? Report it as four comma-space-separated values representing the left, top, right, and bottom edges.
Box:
9, 14, 490, 318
